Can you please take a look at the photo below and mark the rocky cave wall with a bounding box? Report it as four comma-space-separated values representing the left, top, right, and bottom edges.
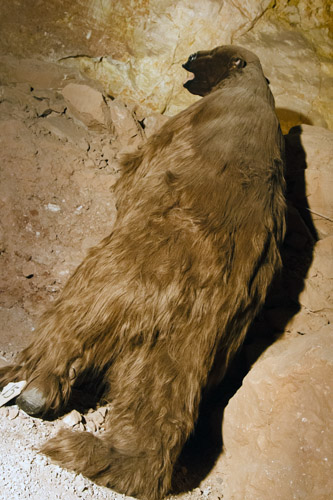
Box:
0, 1, 332, 499
1, 0, 332, 130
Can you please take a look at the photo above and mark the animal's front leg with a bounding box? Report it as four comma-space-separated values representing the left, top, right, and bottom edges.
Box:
2, 238, 124, 417
0, 294, 93, 417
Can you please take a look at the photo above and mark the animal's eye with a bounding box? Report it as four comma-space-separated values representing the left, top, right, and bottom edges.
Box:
232, 58, 246, 69
188, 53, 197, 62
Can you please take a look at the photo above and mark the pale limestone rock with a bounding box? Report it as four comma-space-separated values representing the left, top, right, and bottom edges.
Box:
271, 0, 332, 58
85, 409, 105, 429
294, 125, 333, 231
238, 24, 327, 131
70, 1, 333, 130
285, 125, 333, 222
237, 2, 333, 131
222, 326, 333, 500
41, 115, 90, 151
62, 409, 82, 427
85, 419, 97, 433
143, 113, 169, 138
96, 406, 108, 418
71, 0, 272, 115
298, 125, 333, 171
62, 83, 111, 131
298, 126, 333, 221
1, 1, 332, 130
8, 407, 19, 420
285, 307, 329, 335
1, 1, 333, 130
298, 236, 333, 312
312, 217, 333, 241
107, 98, 144, 150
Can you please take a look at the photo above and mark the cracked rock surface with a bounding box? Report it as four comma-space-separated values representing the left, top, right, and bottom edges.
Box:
0, 1, 332, 127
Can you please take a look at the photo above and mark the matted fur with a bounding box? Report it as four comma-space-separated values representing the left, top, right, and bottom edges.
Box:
0, 46, 286, 499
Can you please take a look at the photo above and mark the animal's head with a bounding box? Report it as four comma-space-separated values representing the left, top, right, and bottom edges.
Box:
183, 45, 262, 96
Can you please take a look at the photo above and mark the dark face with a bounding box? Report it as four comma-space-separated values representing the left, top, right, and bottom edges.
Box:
182, 45, 260, 96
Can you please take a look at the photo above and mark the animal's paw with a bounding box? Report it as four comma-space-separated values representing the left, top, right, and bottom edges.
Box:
16, 374, 63, 417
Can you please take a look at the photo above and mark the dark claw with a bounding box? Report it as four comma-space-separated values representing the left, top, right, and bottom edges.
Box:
16, 373, 62, 417
16, 386, 47, 416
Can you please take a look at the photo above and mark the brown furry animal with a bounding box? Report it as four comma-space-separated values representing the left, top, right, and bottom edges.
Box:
0, 45, 286, 499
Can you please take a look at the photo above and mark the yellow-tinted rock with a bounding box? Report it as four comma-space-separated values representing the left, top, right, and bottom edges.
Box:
1, 0, 331, 130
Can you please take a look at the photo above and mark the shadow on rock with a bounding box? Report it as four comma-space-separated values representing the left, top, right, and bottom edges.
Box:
276, 108, 313, 134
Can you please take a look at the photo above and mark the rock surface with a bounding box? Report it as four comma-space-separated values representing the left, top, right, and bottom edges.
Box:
0, 1, 332, 131
107, 98, 145, 150
221, 326, 333, 500
283, 125, 333, 323
62, 83, 112, 131
298, 235, 333, 314
285, 125, 333, 222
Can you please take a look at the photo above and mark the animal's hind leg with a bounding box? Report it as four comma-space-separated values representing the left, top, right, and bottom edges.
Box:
41, 343, 210, 499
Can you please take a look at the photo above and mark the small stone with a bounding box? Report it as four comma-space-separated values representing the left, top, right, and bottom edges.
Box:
62, 409, 82, 427
0, 407, 9, 417
143, 113, 169, 138
85, 409, 105, 432
202, 486, 211, 497
62, 83, 111, 131
8, 407, 19, 420
97, 406, 108, 417
85, 419, 97, 433
107, 98, 144, 150
45, 203, 61, 212
74, 474, 87, 492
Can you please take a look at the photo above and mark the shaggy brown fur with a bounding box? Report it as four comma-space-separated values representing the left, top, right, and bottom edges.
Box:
0, 45, 286, 499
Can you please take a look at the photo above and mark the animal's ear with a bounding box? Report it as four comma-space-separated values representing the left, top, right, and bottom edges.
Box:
231, 57, 247, 70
